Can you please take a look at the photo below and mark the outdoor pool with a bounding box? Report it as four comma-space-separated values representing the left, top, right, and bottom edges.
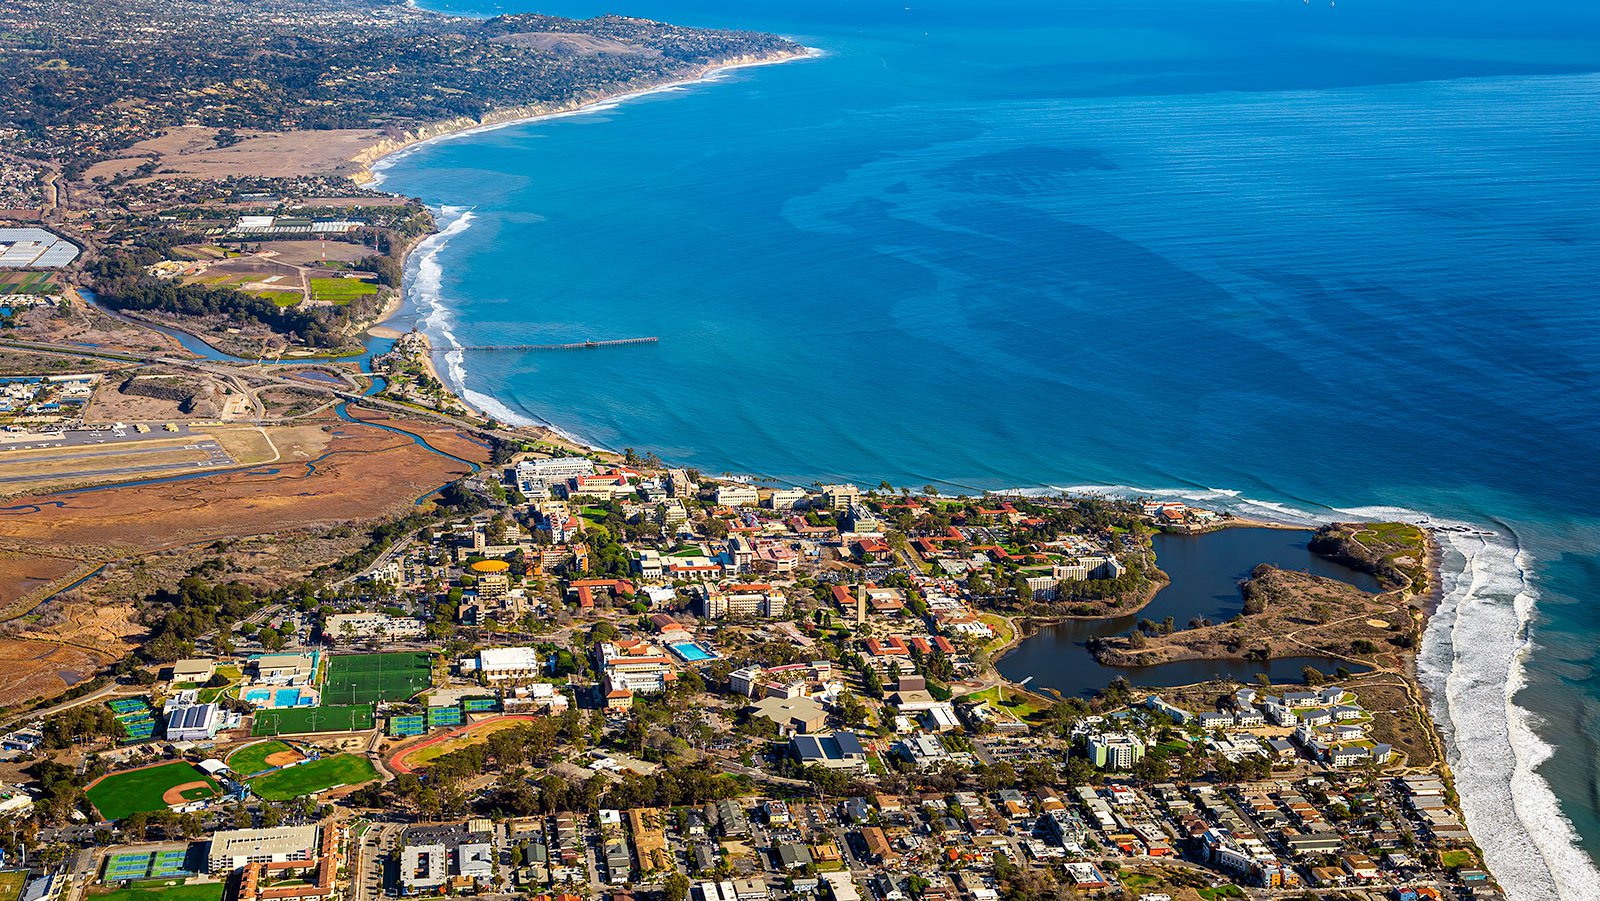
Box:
668, 641, 717, 663
243, 687, 318, 708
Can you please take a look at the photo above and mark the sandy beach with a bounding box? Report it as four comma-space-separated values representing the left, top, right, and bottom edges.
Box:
355, 46, 823, 187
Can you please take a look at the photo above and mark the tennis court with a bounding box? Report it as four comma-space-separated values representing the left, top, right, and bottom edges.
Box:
103, 848, 194, 881
251, 703, 374, 736
321, 652, 432, 704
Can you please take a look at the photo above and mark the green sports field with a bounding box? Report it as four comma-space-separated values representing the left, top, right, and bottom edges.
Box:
92, 880, 224, 901
246, 753, 378, 801
224, 740, 297, 776
251, 703, 374, 736
322, 652, 431, 705
308, 277, 378, 304
85, 762, 219, 822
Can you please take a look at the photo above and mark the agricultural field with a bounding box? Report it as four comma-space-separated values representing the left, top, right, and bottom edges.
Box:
322, 651, 432, 705
224, 739, 303, 777
308, 277, 378, 304
251, 703, 374, 736
0, 271, 56, 294
246, 753, 377, 800
90, 881, 224, 901
85, 762, 219, 821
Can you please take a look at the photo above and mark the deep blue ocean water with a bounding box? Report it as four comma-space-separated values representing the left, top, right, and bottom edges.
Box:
381, 2, 1600, 896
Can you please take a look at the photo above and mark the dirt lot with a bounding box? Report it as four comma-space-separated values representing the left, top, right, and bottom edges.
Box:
0, 418, 476, 555
246, 241, 372, 267
83, 126, 389, 182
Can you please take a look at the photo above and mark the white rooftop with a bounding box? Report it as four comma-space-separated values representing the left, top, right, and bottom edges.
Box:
478, 646, 540, 671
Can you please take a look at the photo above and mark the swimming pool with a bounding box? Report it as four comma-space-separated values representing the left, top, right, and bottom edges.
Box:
242, 687, 318, 708
668, 641, 717, 663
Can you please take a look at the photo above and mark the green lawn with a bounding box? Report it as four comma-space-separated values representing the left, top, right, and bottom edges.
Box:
309, 277, 379, 304
0, 870, 28, 901
961, 684, 1050, 722
225, 740, 296, 777
86, 762, 219, 822
91, 881, 224, 901
251, 703, 375, 736
1440, 849, 1476, 869
978, 614, 1014, 653
1197, 886, 1245, 901
247, 753, 377, 800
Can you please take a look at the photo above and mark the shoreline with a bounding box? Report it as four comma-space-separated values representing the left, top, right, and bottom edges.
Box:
354, 46, 824, 188
362, 47, 822, 441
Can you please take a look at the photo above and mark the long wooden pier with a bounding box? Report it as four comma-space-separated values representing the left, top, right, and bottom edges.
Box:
451, 336, 659, 352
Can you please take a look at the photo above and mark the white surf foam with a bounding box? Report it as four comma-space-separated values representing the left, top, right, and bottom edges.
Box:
1420, 526, 1598, 900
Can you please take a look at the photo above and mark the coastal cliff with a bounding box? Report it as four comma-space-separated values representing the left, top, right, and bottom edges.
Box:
1309, 521, 1430, 594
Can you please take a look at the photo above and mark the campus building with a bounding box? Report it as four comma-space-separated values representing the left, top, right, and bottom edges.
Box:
208, 825, 321, 872
473, 646, 541, 683
1086, 733, 1146, 770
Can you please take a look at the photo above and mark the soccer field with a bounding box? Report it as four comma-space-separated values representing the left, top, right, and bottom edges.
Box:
321, 652, 431, 705
85, 762, 219, 822
251, 704, 374, 736
246, 753, 378, 800
93, 881, 224, 901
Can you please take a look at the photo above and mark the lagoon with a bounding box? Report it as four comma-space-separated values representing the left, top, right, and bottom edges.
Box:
995, 528, 1377, 698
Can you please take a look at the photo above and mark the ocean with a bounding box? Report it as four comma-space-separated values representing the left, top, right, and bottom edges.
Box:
376, 1, 1600, 896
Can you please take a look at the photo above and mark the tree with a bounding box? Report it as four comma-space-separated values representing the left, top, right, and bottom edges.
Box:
664, 871, 691, 901
1301, 666, 1325, 686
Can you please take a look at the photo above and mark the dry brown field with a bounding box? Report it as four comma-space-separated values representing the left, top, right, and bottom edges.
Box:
0, 640, 110, 705
250, 241, 373, 267
83, 126, 388, 182
0, 419, 480, 555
